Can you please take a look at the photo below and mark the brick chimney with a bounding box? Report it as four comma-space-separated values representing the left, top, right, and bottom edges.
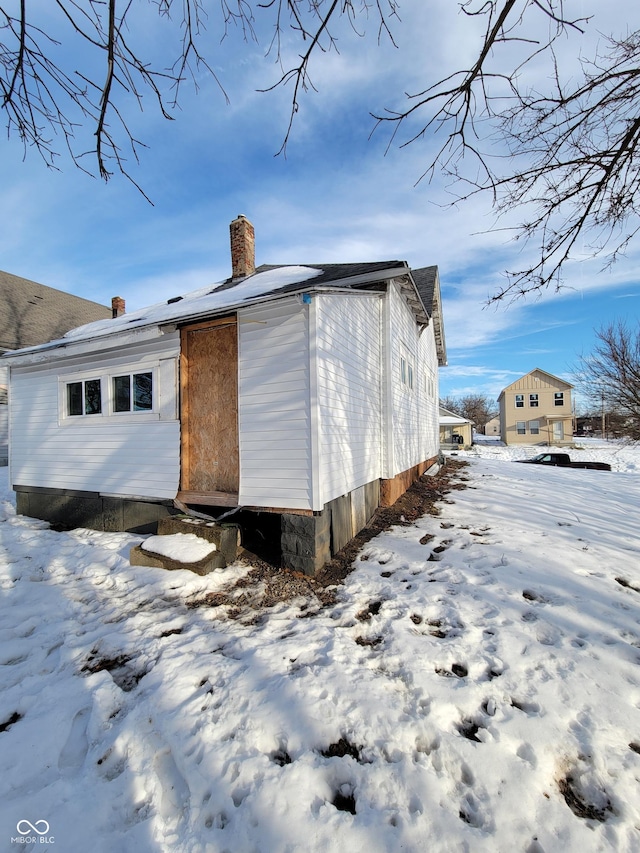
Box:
230, 215, 255, 279
111, 296, 125, 318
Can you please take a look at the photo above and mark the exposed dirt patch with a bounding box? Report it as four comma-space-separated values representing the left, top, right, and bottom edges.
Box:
0, 711, 22, 733
187, 460, 467, 615
270, 748, 292, 766
331, 790, 356, 814
321, 738, 362, 761
436, 662, 468, 679
356, 600, 383, 621
616, 576, 640, 594
355, 635, 383, 647
81, 650, 148, 692
457, 718, 483, 743
558, 773, 613, 822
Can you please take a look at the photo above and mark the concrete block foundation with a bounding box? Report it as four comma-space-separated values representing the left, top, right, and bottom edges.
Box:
15, 458, 438, 577
14, 486, 177, 534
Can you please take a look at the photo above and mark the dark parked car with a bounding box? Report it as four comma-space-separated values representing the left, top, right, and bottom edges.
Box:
516, 452, 611, 471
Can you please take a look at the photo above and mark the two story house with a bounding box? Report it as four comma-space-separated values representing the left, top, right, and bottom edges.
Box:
498, 369, 573, 446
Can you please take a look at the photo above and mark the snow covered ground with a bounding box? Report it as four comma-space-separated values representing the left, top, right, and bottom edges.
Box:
1, 439, 640, 852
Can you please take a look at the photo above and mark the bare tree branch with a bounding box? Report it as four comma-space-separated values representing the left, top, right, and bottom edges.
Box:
1, 0, 639, 296
576, 322, 640, 440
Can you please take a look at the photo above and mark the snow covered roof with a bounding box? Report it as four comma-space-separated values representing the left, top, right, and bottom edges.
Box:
3, 260, 441, 362
439, 407, 473, 425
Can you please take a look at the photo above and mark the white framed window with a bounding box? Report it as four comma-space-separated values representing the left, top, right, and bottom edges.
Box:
530, 420, 540, 435
424, 369, 435, 398
66, 378, 103, 417
400, 348, 415, 391
60, 362, 166, 424
554, 392, 564, 407
529, 393, 539, 407
515, 394, 524, 408
516, 420, 526, 435
112, 372, 153, 413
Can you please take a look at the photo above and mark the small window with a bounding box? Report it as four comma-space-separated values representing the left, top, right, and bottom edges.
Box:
515, 394, 524, 408
529, 394, 539, 407
113, 372, 153, 412
530, 420, 540, 435
554, 392, 564, 406
516, 421, 526, 435
400, 353, 414, 391
67, 379, 102, 416
424, 371, 435, 398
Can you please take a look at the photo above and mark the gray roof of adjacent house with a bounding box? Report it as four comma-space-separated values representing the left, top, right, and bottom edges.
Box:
0, 270, 111, 352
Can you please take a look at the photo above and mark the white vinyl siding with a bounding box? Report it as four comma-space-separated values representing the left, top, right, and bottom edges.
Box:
9, 335, 180, 499
315, 293, 383, 506
0, 363, 7, 465
0, 403, 7, 466
387, 282, 440, 476
237, 299, 312, 510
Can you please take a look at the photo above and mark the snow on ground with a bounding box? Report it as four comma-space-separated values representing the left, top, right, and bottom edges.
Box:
1, 441, 640, 851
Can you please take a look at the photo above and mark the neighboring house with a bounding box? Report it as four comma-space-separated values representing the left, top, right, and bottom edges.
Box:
3, 216, 447, 575
439, 407, 473, 449
0, 270, 112, 465
498, 369, 573, 446
484, 415, 501, 437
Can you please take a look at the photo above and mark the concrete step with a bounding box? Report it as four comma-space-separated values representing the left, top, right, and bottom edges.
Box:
158, 516, 241, 566
129, 540, 226, 576
128, 515, 242, 576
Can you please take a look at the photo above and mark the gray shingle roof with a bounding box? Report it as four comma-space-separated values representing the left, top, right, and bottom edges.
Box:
212, 261, 409, 296
0, 270, 111, 352
411, 266, 437, 316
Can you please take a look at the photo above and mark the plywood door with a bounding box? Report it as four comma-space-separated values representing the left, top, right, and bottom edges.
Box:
181, 318, 239, 494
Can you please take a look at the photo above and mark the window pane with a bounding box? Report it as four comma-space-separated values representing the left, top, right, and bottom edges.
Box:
113, 375, 131, 412
554, 392, 564, 406
133, 372, 153, 410
515, 394, 524, 408
67, 382, 83, 416
516, 421, 526, 434
84, 379, 102, 415
530, 420, 539, 435
529, 394, 539, 407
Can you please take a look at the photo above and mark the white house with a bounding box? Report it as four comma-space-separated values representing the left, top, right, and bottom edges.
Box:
439, 407, 473, 449
3, 217, 447, 574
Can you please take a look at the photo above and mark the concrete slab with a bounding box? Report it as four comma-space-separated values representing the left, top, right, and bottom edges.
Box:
129, 543, 226, 576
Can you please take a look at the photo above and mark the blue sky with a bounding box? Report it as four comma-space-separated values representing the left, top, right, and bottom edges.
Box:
1, 0, 639, 410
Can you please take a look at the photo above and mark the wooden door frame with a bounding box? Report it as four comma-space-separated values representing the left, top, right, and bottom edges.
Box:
179, 316, 239, 505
